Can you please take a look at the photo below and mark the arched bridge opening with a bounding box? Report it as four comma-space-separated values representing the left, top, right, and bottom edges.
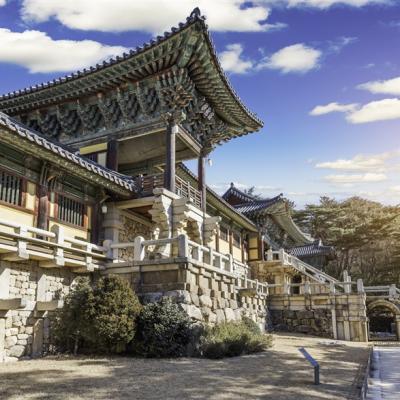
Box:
367, 299, 400, 341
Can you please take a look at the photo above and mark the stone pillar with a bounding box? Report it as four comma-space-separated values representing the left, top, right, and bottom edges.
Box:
102, 203, 122, 260
396, 316, 400, 341
0, 318, 5, 362
106, 138, 119, 171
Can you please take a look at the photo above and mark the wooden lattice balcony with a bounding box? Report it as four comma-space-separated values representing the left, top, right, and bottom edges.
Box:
135, 173, 202, 209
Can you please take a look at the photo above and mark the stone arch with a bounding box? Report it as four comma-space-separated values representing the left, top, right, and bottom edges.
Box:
367, 299, 400, 340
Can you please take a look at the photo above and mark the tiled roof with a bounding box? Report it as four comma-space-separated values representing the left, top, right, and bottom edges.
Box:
234, 195, 284, 215
288, 240, 334, 258
0, 112, 136, 192
222, 184, 284, 215
0, 8, 262, 135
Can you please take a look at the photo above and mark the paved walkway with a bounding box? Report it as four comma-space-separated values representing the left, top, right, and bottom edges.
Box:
367, 347, 400, 400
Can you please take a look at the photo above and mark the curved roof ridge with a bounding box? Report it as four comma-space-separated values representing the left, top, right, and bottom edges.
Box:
0, 9, 204, 101
0, 8, 263, 129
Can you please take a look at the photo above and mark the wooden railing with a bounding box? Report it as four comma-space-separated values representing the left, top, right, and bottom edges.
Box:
135, 173, 202, 209
175, 175, 202, 209
0, 219, 105, 271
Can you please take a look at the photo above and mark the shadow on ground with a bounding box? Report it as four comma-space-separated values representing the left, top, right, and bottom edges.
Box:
0, 333, 368, 400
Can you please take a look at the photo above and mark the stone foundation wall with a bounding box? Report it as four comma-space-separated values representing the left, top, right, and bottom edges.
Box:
270, 309, 332, 337
0, 260, 77, 362
108, 261, 268, 330
268, 293, 368, 341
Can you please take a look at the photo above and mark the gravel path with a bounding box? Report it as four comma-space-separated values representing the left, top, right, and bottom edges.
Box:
0, 333, 369, 400
367, 346, 400, 400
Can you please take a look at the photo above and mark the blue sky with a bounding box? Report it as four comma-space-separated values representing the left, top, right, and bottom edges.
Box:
0, 1, 399, 207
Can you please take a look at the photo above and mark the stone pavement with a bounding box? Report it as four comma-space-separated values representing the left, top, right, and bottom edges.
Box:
367, 346, 400, 400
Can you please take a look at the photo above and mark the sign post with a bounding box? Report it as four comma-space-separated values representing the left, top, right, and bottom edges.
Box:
299, 347, 320, 385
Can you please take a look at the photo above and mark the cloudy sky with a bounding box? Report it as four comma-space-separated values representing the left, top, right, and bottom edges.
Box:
0, 1, 399, 207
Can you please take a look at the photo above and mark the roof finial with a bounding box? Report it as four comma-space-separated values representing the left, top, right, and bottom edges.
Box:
230, 182, 235, 188
190, 7, 201, 18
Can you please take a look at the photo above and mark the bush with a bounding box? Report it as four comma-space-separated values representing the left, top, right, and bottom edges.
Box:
52, 275, 141, 354
200, 319, 272, 359
133, 298, 193, 357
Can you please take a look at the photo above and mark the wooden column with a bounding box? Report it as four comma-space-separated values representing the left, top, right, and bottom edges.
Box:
106, 139, 119, 171
198, 152, 207, 212
37, 184, 48, 231
37, 164, 49, 231
164, 119, 177, 193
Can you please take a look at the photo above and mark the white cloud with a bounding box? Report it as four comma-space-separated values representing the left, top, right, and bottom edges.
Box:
315, 151, 400, 172
310, 102, 358, 116
262, 0, 392, 9
0, 28, 127, 73
347, 98, 400, 124
0, 0, 6, 6
358, 76, 400, 96
220, 44, 254, 74
257, 43, 321, 74
311, 98, 400, 124
324, 173, 388, 184
21, 0, 281, 33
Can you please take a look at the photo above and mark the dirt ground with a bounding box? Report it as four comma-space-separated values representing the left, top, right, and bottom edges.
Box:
0, 333, 369, 400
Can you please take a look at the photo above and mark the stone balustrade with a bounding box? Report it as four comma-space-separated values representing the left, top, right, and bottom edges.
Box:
0, 219, 106, 272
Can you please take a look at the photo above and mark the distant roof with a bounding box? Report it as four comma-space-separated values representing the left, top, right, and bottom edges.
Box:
0, 112, 136, 195
0, 8, 263, 143
177, 164, 258, 232
222, 183, 312, 246
288, 240, 334, 258
222, 184, 284, 215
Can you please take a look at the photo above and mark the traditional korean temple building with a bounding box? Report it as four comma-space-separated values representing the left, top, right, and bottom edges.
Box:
0, 9, 383, 362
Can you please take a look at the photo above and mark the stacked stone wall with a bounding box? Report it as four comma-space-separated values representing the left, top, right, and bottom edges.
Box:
0, 260, 77, 362
109, 261, 268, 330
270, 309, 332, 337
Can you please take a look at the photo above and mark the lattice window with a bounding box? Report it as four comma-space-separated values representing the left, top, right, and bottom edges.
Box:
57, 195, 85, 227
0, 170, 22, 206
220, 226, 228, 241
233, 232, 241, 248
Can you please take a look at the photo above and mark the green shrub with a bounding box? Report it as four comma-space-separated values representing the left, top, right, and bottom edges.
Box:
200, 319, 272, 359
51, 275, 141, 354
134, 298, 193, 357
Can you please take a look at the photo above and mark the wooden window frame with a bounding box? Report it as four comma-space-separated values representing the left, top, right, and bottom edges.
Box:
52, 192, 88, 230
219, 225, 229, 242
0, 167, 35, 214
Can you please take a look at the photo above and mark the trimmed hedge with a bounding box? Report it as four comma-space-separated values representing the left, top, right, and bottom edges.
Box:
200, 319, 272, 359
51, 275, 141, 354
133, 298, 193, 357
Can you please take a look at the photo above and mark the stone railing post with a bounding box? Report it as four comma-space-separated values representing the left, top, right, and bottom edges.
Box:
357, 278, 364, 293
51, 224, 65, 266
329, 281, 336, 294
266, 249, 273, 261
227, 254, 234, 273
15, 226, 29, 259
279, 248, 285, 263
283, 282, 290, 295
134, 236, 145, 262
178, 234, 189, 258
102, 239, 114, 260
389, 284, 397, 299
304, 282, 311, 295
